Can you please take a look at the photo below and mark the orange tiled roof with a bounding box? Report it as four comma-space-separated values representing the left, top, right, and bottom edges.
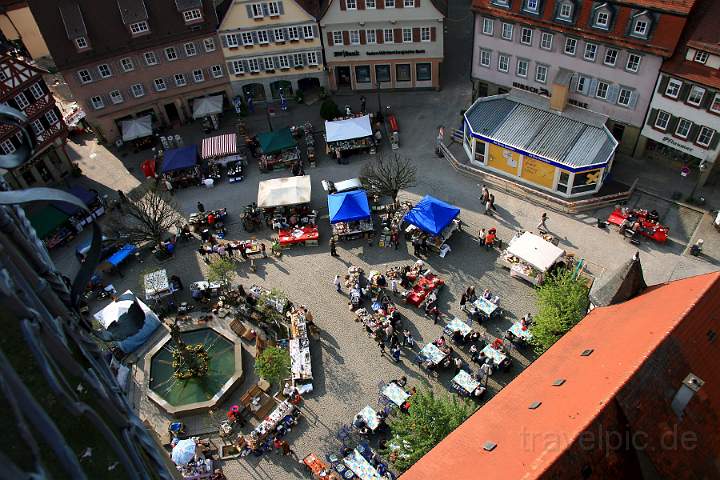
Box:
401, 272, 720, 480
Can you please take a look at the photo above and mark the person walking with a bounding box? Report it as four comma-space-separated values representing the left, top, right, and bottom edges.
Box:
360, 95, 367, 114
430, 305, 440, 324
391, 344, 401, 362
479, 360, 493, 387
402, 329, 411, 347
390, 229, 399, 250
391, 277, 399, 295
197, 201, 205, 213
334, 275, 342, 292
481, 185, 489, 204
280, 440, 297, 459
378, 338, 386, 357
537, 212, 549, 233
261, 242, 267, 258
478, 228, 486, 246
164, 178, 174, 195
460, 292, 467, 312
485, 198, 492, 216
489, 193, 496, 212
330, 237, 338, 257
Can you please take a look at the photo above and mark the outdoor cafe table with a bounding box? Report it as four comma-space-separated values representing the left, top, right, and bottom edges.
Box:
452, 369, 481, 395
357, 405, 380, 431
508, 322, 533, 341
418, 343, 448, 366
472, 297, 498, 317
343, 449, 382, 480
444, 317, 472, 337
382, 383, 410, 407
481, 344, 508, 368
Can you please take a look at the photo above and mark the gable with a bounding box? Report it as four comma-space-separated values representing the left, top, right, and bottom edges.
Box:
220, 0, 315, 30
320, 0, 444, 23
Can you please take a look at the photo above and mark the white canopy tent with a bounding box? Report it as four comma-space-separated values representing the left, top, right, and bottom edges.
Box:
325, 115, 372, 142
507, 232, 565, 272
93, 290, 161, 353
192, 95, 223, 119
121, 115, 152, 142
257, 175, 312, 208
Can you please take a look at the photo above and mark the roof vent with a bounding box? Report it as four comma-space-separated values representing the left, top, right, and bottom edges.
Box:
580, 349, 594, 357
552, 379, 566, 386
528, 401, 542, 410
483, 441, 497, 452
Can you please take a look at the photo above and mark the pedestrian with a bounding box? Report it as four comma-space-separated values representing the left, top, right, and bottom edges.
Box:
489, 193, 496, 211
391, 277, 399, 295
330, 237, 338, 257
481, 185, 489, 204
379, 339, 386, 357
197, 201, 205, 213
164, 178, 174, 195
391, 344, 401, 362
280, 440, 297, 458
273, 437, 283, 453
485, 198, 492, 216
479, 360, 493, 386
420, 236, 428, 256
412, 238, 420, 257
478, 228, 486, 245
261, 242, 267, 258
360, 95, 367, 113
430, 305, 440, 324
537, 212, 549, 233
460, 292, 467, 311
406, 332, 415, 349
390, 228, 399, 250
402, 329, 411, 347
334, 274, 342, 292
454, 356, 463, 374
390, 333, 399, 348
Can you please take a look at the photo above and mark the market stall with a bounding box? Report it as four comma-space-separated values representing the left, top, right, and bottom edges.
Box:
242, 400, 295, 451
498, 232, 566, 286
403, 195, 460, 256
121, 115, 154, 150
324, 115, 375, 162
97, 244, 137, 273
328, 189, 374, 241
200, 133, 245, 185
291, 121, 317, 167
607, 207, 669, 243
387, 113, 399, 150
257, 128, 300, 172
257, 176, 318, 247
161, 146, 200, 189
144, 269, 175, 302
193, 95, 223, 132
29, 205, 72, 249
93, 290, 161, 354
288, 306, 313, 391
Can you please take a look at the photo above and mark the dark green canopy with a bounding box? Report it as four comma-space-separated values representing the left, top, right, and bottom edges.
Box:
28, 205, 70, 239
257, 127, 297, 154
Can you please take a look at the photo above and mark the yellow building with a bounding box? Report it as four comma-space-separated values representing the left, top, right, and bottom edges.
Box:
0, 1, 50, 60
463, 89, 618, 198
217, 0, 326, 103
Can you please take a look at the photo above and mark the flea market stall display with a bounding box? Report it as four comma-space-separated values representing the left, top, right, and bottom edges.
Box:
161, 146, 200, 189
387, 112, 400, 150
200, 133, 245, 183
193, 94, 224, 132
257, 176, 319, 248
257, 127, 300, 172
328, 189, 374, 241
93, 290, 161, 355
288, 305, 314, 393
498, 232, 566, 285
607, 207, 669, 243
189, 208, 228, 240
324, 115, 376, 162
120, 115, 154, 150
291, 121, 317, 167
403, 195, 461, 257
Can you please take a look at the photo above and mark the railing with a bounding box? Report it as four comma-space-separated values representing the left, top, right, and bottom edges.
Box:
438, 142, 637, 214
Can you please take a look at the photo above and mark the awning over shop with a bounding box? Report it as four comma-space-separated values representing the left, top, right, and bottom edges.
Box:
403, 195, 460, 236
507, 232, 565, 272
54, 186, 98, 215
192, 95, 223, 119
257, 127, 297, 154
161, 146, 197, 173
328, 189, 371, 223
201, 133, 237, 159
93, 290, 161, 353
257, 175, 311, 208
28, 205, 70, 239
325, 115, 372, 142
121, 115, 153, 142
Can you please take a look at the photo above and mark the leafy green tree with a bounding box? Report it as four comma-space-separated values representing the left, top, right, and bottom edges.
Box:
530, 268, 590, 354
254, 346, 291, 386
380, 387, 475, 472
206, 257, 236, 291
320, 98, 341, 120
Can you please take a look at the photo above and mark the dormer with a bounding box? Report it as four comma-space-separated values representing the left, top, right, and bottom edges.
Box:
521, 0, 542, 16
589, 2, 615, 31
628, 9, 654, 40
117, 0, 150, 37
490, 0, 511, 9
58, 1, 90, 52
176, 0, 204, 25
554, 0, 577, 24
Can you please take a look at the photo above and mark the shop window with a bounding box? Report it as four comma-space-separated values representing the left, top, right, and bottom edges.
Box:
396, 64, 411, 82
355, 65, 371, 83
416, 63, 431, 82
474, 140, 486, 163
571, 169, 601, 194
375, 65, 391, 83
36, 160, 53, 182
556, 171, 570, 193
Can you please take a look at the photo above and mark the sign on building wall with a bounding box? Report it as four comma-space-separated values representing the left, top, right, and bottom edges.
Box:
520, 157, 555, 188
487, 143, 520, 175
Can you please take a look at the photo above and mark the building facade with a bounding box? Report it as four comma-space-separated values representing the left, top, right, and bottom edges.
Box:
320, 0, 445, 92
0, 0, 50, 60
638, 0, 720, 186
218, 0, 326, 103
0, 43, 72, 189
471, 0, 694, 155
28, 0, 233, 143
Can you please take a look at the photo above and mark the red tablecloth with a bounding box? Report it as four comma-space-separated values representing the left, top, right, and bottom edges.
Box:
279, 226, 319, 246
608, 208, 668, 243
407, 273, 444, 306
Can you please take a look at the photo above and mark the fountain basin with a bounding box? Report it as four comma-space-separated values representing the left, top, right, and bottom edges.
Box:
145, 325, 243, 416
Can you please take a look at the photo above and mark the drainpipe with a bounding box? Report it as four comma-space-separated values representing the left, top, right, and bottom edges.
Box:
469, 10, 477, 102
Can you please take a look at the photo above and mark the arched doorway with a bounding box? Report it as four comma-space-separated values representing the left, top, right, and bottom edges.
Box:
270, 80, 293, 99
298, 77, 321, 93
242, 83, 266, 102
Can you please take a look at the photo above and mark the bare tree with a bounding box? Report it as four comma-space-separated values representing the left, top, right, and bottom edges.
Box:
360, 152, 417, 202
108, 185, 181, 247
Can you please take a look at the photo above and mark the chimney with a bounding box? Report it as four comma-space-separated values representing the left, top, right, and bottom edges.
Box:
550, 68, 573, 112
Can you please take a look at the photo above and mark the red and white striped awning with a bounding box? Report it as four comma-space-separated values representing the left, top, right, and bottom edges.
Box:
201, 133, 237, 159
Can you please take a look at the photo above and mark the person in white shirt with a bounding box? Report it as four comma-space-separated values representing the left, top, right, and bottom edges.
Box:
333, 275, 342, 292
391, 278, 399, 295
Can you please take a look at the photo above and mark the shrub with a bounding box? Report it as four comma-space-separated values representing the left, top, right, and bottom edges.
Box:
320, 98, 341, 120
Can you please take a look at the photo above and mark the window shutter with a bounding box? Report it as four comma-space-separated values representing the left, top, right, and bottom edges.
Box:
628, 91, 638, 109
221, 35, 229, 48
343, 31, 350, 45
340, 0, 346, 9
647, 108, 658, 126
378, 0, 384, 8
360, 30, 366, 44
313, 26, 319, 38
589, 78, 598, 96
327, 31, 334, 46
415, 0, 420, 5
413, 28, 420, 42
431, 26, 436, 41
268, 29, 275, 42
377, 29, 384, 43
393, 28, 401, 43
358, 0, 365, 8
709, 130, 720, 150
667, 115, 679, 133
688, 123, 701, 143
607, 84, 619, 103
278, 2, 285, 14
678, 83, 692, 102
657, 75, 669, 94
701, 91, 713, 110
246, 4, 253, 17
261, 3, 270, 16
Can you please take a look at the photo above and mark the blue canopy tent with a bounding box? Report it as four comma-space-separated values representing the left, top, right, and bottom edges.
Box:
161, 146, 198, 173
403, 195, 460, 236
54, 186, 98, 215
328, 190, 371, 223
97, 244, 138, 271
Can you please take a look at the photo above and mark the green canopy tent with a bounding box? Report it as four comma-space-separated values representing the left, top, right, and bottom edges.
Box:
29, 205, 70, 239
257, 127, 297, 154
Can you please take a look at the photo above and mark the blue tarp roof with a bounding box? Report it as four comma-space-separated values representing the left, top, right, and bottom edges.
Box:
55, 186, 97, 215
105, 244, 137, 267
161, 146, 197, 173
328, 190, 371, 223
403, 195, 460, 236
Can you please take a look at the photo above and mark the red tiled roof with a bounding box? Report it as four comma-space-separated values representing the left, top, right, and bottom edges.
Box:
401, 272, 720, 480
616, 0, 697, 14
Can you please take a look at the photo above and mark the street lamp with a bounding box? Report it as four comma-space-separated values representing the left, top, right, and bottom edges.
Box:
375, 80, 383, 122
